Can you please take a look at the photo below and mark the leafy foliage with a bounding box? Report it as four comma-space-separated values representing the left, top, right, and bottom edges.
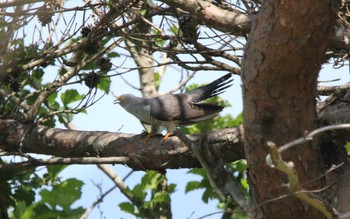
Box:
119, 171, 175, 218
0, 163, 84, 219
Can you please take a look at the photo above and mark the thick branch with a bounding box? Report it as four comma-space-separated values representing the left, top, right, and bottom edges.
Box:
161, 0, 252, 36
0, 119, 244, 170
160, 0, 350, 50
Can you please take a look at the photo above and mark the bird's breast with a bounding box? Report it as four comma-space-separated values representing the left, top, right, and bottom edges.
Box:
126, 104, 161, 125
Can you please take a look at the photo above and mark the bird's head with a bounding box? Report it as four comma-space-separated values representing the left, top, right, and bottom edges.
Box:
113, 94, 135, 106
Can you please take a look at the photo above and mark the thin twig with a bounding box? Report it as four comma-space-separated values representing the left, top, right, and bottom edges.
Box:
0, 156, 130, 170
80, 167, 134, 219
98, 164, 144, 207
158, 71, 196, 95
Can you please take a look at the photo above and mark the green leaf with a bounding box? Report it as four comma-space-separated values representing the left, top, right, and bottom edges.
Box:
47, 165, 67, 182
60, 89, 84, 106
13, 186, 36, 206
185, 181, 201, 193
345, 142, 350, 154
151, 29, 167, 47
187, 168, 205, 176
28, 203, 48, 218
140, 171, 160, 190
12, 200, 27, 219
131, 184, 146, 199
167, 183, 176, 193
97, 76, 110, 93
32, 68, 44, 83
154, 72, 161, 89
169, 25, 179, 35
140, 8, 148, 16
47, 92, 58, 104
202, 189, 212, 203
231, 159, 247, 172
44, 92, 60, 111
26, 93, 39, 106
119, 202, 135, 214
241, 178, 249, 190
186, 168, 221, 203
39, 189, 56, 209
59, 67, 67, 76
152, 192, 170, 203
107, 52, 120, 58
39, 178, 83, 210
58, 178, 84, 208
234, 113, 243, 125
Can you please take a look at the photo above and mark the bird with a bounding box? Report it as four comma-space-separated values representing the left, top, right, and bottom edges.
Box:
114, 73, 233, 142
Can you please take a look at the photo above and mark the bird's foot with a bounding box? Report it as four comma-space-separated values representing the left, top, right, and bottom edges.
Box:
162, 132, 176, 142
143, 131, 175, 143
143, 132, 164, 143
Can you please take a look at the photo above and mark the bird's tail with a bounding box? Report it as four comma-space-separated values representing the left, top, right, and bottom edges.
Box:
190, 73, 233, 102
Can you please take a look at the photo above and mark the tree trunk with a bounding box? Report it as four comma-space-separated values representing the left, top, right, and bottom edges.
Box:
242, 0, 337, 218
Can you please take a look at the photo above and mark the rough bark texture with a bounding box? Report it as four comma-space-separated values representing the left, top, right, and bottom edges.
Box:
0, 119, 244, 170
242, 1, 337, 218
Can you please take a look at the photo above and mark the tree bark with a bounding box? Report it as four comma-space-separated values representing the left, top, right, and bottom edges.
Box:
242, 0, 337, 218
0, 119, 244, 170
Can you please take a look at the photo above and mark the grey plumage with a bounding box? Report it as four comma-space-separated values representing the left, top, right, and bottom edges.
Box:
114, 73, 233, 141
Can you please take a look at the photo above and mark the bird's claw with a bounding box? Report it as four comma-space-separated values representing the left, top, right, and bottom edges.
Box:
162, 133, 170, 142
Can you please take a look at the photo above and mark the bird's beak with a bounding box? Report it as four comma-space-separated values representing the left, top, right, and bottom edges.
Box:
113, 96, 124, 104
113, 98, 119, 104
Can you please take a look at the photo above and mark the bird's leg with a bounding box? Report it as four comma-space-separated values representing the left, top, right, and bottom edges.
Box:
144, 125, 159, 143
141, 130, 153, 143
145, 131, 154, 143
162, 132, 170, 141
162, 123, 177, 142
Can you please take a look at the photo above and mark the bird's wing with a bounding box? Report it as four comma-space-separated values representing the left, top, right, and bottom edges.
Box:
186, 73, 233, 103
149, 94, 223, 123
149, 94, 187, 121
177, 103, 223, 125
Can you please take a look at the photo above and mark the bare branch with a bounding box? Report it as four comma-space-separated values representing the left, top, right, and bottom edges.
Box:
160, 0, 253, 36
158, 71, 196, 95
0, 156, 130, 170
80, 168, 134, 219
97, 165, 143, 208
318, 83, 350, 96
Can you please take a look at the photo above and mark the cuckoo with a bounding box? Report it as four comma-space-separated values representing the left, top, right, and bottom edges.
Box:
114, 73, 233, 142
